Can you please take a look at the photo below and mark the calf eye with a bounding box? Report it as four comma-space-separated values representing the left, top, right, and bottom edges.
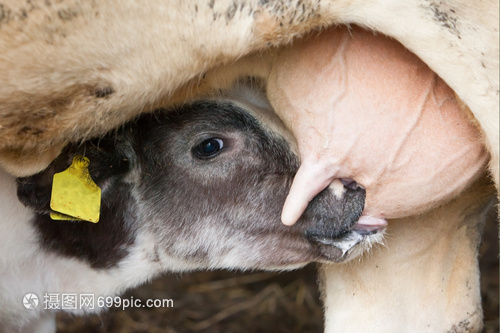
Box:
194, 138, 224, 159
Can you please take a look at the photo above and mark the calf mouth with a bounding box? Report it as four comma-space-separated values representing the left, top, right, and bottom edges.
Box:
303, 179, 387, 262
308, 217, 387, 262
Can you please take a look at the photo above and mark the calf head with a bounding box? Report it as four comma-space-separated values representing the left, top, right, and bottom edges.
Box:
17, 90, 382, 271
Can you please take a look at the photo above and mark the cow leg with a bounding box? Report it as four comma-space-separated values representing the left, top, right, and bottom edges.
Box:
320, 175, 496, 332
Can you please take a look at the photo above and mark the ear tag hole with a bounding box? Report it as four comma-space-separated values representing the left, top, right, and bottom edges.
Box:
50, 155, 101, 223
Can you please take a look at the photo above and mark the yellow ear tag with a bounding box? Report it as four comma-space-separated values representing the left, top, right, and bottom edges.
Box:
50, 155, 101, 223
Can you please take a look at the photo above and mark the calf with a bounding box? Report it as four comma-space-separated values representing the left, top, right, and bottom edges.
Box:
2, 87, 382, 332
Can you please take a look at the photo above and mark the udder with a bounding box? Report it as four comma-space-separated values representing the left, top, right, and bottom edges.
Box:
267, 26, 488, 224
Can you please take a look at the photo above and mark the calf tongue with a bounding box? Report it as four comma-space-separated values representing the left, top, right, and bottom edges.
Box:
353, 216, 388, 232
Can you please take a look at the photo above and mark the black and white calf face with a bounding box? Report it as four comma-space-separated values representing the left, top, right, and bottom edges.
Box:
17, 92, 372, 272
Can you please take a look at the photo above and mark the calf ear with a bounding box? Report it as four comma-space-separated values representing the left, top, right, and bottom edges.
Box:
17, 138, 132, 213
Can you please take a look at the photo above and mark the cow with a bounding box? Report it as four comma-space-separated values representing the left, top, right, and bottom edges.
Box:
3, 80, 494, 332
3, 86, 377, 331
0, 1, 497, 332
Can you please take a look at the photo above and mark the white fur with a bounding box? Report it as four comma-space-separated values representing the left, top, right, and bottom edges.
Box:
0, 168, 212, 331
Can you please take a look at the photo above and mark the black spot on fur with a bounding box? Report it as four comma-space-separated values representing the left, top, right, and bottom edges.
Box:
226, 2, 237, 22
30, 187, 136, 269
57, 7, 80, 21
423, 1, 460, 39
94, 86, 115, 98
17, 133, 135, 269
0, 4, 12, 26
17, 126, 45, 136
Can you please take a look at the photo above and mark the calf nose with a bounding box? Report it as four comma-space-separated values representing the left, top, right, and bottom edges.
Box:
302, 179, 366, 241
